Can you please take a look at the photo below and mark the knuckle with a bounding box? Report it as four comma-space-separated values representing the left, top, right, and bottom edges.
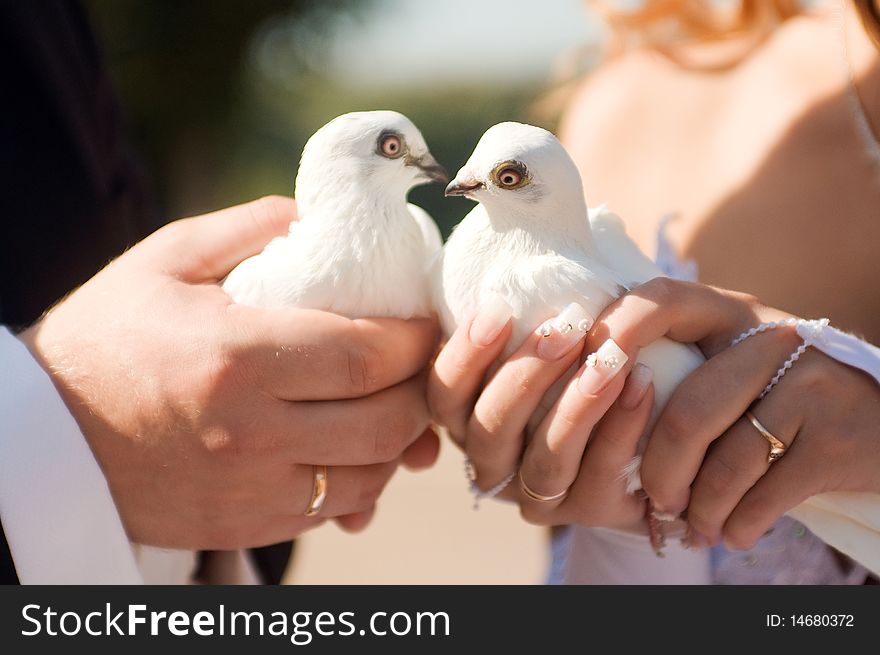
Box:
791, 359, 834, 397
700, 455, 746, 497
426, 378, 454, 425
369, 428, 400, 463
519, 503, 551, 526
345, 338, 385, 396
524, 456, 564, 490
366, 413, 414, 463
206, 340, 258, 394
685, 507, 715, 537
727, 289, 760, 310
636, 276, 679, 307
151, 219, 192, 251
201, 425, 242, 458
249, 195, 290, 229
722, 499, 766, 549
721, 526, 756, 551
656, 403, 699, 447
227, 412, 272, 456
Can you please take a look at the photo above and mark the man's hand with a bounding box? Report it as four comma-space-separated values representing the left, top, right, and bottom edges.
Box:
20, 196, 439, 550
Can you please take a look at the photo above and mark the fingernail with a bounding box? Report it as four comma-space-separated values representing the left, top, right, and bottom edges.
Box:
683, 527, 710, 551
469, 293, 513, 346
577, 338, 627, 396
619, 363, 653, 410
535, 302, 593, 360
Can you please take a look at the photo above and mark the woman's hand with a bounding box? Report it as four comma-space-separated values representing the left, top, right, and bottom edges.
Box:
584, 278, 880, 549
427, 297, 656, 531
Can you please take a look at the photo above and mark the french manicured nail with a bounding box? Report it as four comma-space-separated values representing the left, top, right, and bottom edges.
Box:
535, 302, 593, 360
620, 363, 653, 410
469, 293, 513, 346
577, 338, 628, 396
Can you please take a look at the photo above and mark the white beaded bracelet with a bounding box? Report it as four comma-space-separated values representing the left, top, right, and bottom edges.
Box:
464, 458, 515, 509
731, 318, 830, 399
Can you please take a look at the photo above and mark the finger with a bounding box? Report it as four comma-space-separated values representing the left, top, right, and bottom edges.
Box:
640, 324, 803, 513
686, 394, 802, 544
721, 439, 821, 550
286, 461, 397, 519
586, 278, 781, 360
255, 374, 430, 465
230, 307, 439, 400
519, 339, 632, 507
467, 309, 590, 490
160, 196, 296, 281
255, 461, 393, 545
401, 427, 441, 470
428, 295, 514, 439
248, 516, 325, 548
334, 506, 377, 533
557, 372, 656, 527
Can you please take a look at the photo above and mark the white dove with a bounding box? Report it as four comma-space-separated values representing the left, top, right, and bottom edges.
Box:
436, 122, 880, 575
223, 110, 446, 317
435, 122, 704, 496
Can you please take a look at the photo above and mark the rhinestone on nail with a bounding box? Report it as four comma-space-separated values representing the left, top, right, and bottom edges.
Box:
556, 321, 573, 335
585, 353, 598, 368
577, 319, 592, 332
604, 355, 620, 369
539, 324, 553, 338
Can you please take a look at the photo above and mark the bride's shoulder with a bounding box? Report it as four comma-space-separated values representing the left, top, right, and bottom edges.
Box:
558, 49, 671, 142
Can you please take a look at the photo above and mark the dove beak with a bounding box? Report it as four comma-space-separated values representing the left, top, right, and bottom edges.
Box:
444, 177, 484, 197
410, 153, 449, 184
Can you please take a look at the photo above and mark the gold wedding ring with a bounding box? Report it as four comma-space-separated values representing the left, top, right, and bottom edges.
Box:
745, 411, 787, 464
305, 465, 328, 516
518, 470, 569, 503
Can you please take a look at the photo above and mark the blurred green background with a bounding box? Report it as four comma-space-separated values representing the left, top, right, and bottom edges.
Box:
86, 0, 600, 237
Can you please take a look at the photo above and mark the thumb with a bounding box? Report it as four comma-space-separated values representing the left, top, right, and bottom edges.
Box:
155, 196, 296, 281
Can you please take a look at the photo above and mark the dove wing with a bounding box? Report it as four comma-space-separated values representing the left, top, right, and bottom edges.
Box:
588, 205, 665, 289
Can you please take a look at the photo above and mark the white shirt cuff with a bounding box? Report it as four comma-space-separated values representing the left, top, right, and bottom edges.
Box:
0, 327, 142, 584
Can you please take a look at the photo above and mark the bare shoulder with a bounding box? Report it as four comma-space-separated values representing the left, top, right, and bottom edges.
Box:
558, 49, 673, 148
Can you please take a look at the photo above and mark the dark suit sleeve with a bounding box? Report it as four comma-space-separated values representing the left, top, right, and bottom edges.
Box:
0, 521, 19, 584
0, 0, 156, 329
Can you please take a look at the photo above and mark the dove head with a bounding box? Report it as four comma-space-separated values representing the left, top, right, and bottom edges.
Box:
446, 122, 590, 235
295, 110, 447, 214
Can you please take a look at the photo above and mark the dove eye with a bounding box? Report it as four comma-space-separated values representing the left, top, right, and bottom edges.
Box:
378, 133, 404, 159
492, 161, 528, 190
498, 169, 521, 187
